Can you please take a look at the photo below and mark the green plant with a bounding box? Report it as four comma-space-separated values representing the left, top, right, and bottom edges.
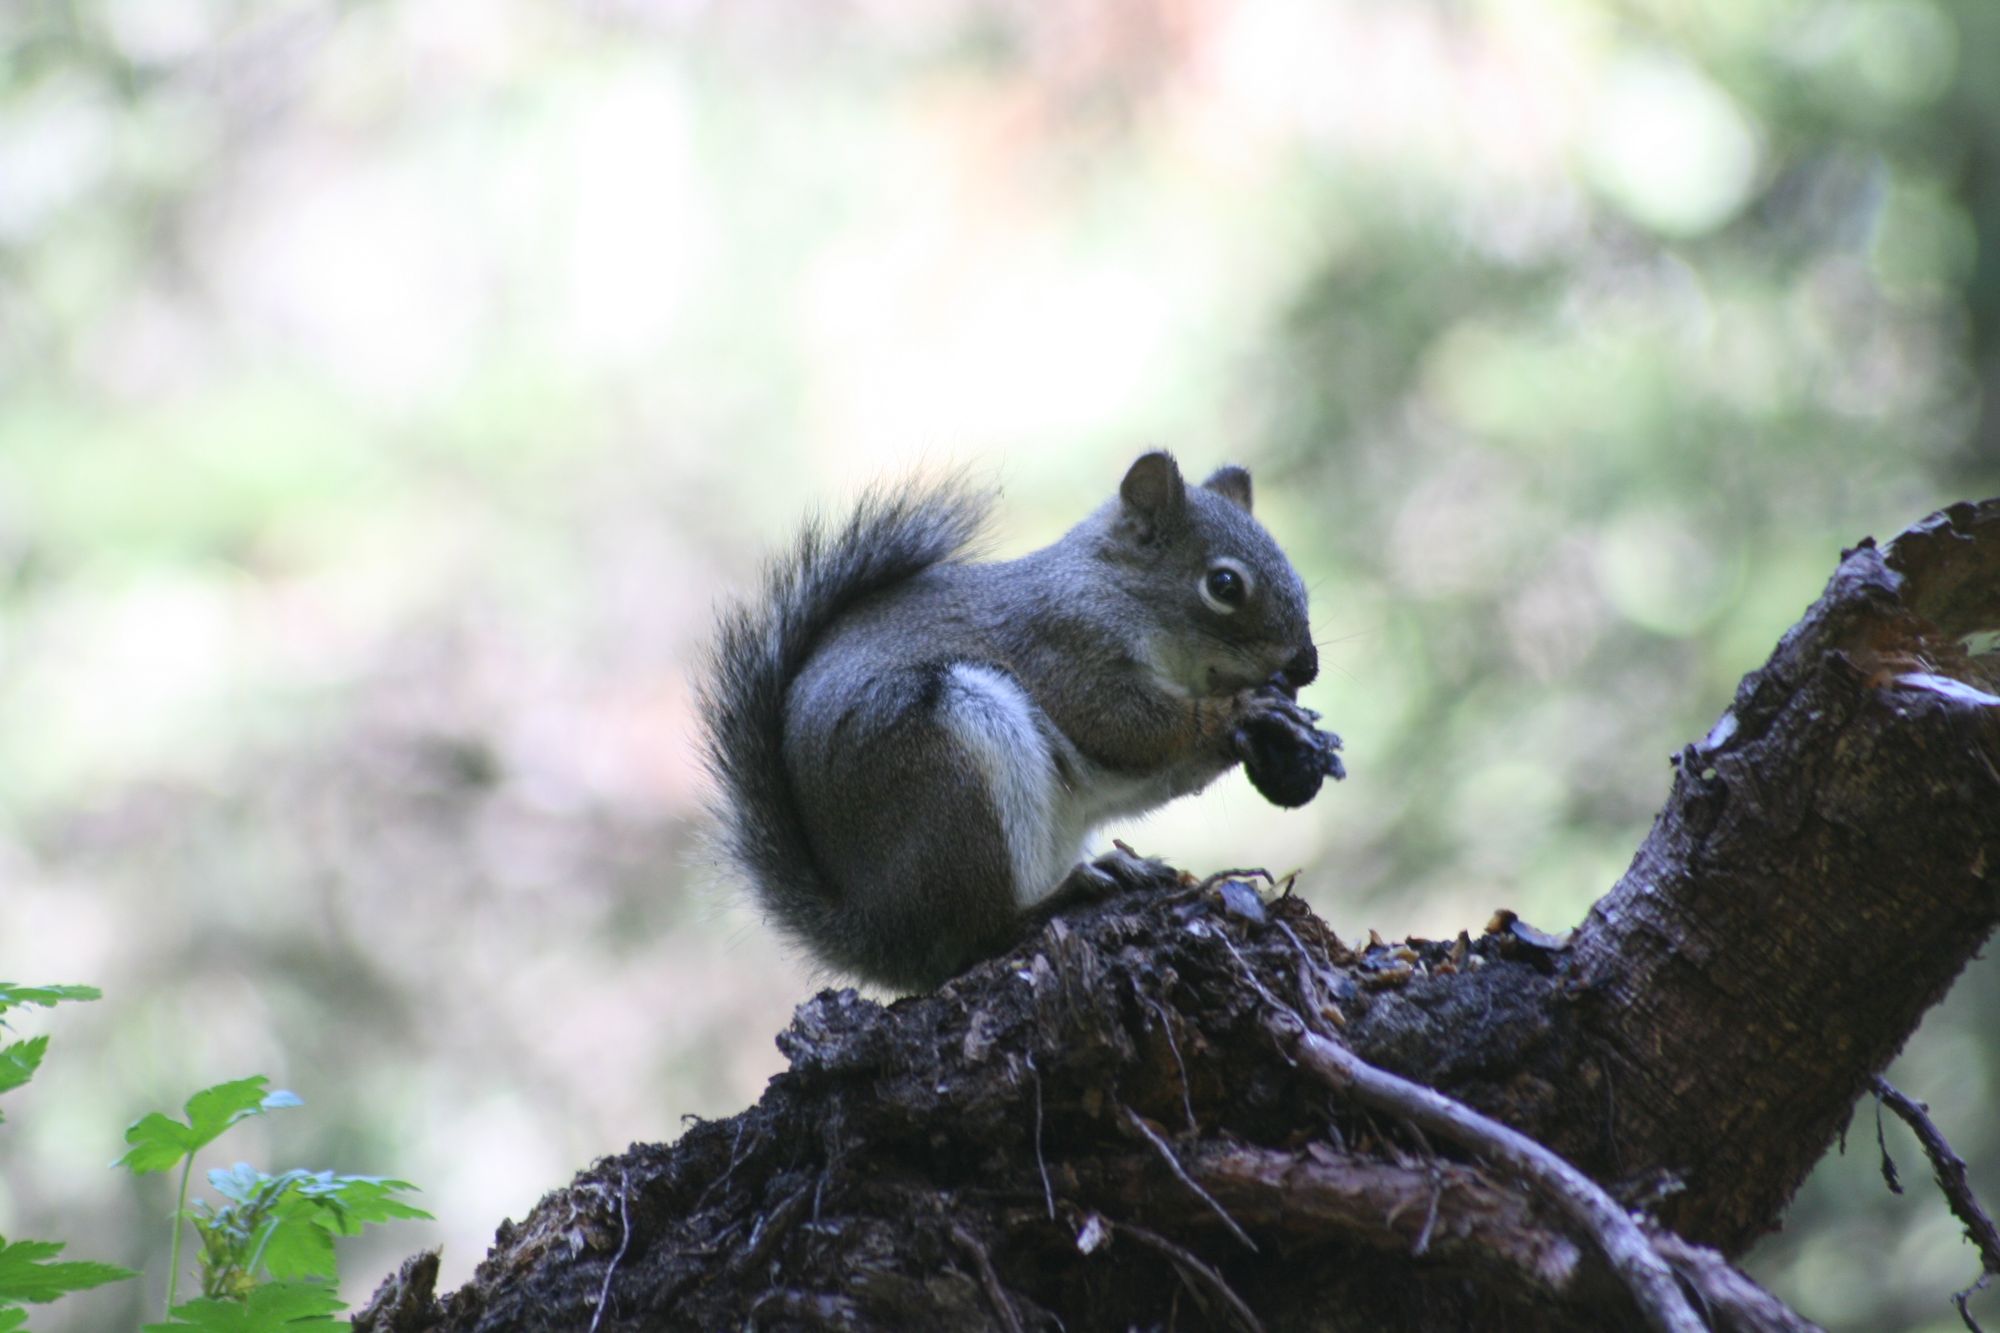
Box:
0, 984, 137, 1332
117, 1078, 430, 1328
117, 1077, 303, 1313
139, 1280, 349, 1333
4, 989, 433, 1332
191, 1165, 429, 1298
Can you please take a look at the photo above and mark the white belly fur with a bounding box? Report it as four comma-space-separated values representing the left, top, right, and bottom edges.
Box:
942, 663, 1215, 909
939, 664, 1063, 908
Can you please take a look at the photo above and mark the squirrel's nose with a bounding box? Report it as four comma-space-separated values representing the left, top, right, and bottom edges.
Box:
1280, 644, 1318, 690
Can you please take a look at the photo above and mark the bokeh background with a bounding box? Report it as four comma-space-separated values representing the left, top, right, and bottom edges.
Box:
3, 1, 1997, 1329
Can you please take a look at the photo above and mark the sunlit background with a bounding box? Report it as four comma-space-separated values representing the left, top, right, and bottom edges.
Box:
3, 1, 1996, 1329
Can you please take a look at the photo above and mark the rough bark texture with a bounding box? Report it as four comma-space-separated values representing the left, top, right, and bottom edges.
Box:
1565, 501, 2000, 1250
357, 501, 2000, 1333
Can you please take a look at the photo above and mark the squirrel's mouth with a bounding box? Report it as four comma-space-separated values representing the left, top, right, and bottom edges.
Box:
1202, 663, 1265, 696
1202, 642, 1316, 699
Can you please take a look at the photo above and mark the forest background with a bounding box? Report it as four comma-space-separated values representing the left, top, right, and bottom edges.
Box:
3, 1, 1997, 1330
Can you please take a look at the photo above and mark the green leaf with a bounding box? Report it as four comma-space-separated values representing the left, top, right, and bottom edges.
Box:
184, 1080, 301, 1144
285, 1175, 432, 1231
0, 1306, 26, 1331
0, 1036, 49, 1095
205, 1163, 292, 1205
115, 1078, 302, 1175
0, 986, 100, 1018
140, 1279, 346, 1331
254, 1217, 335, 1283
0, 1038, 50, 1119
0, 1236, 137, 1304
114, 1112, 198, 1175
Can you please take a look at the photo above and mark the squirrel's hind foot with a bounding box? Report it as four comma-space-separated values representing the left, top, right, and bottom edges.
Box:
1025, 845, 1182, 934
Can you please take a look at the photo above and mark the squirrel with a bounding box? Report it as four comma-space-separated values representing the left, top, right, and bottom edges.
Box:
699, 451, 1343, 992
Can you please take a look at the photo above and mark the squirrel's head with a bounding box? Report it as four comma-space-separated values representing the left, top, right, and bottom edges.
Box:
1103, 451, 1317, 698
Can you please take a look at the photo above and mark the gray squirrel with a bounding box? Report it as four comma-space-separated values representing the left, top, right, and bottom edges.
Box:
699, 451, 1343, 991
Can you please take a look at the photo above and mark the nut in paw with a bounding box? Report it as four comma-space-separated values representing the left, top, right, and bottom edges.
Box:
1235, 687, 1345, 808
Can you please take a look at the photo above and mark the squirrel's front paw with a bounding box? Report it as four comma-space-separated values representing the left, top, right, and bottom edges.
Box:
1233, 687, 1345, 808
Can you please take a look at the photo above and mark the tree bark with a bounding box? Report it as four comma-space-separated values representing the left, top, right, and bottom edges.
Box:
357, 500, 2000, 1333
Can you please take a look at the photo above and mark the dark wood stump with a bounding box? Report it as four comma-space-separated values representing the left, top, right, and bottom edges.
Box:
357, 500, 2000, 1333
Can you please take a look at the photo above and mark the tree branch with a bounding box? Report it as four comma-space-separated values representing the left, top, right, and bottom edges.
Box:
1277, 1017, 1705, 1333
1563, 500, 2000, 1249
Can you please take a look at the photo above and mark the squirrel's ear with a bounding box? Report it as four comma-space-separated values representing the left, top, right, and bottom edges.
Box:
1119, 451, 1187, 538
1201, 466, 1253, 514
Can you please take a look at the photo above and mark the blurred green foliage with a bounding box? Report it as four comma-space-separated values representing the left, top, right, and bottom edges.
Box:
0, 984, 134, 1331
1, 1, 1995, 1330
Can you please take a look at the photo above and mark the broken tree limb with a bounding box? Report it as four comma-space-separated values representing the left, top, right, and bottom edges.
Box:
356, 499, 2000, 1332
1277, 1017, 1705, 1333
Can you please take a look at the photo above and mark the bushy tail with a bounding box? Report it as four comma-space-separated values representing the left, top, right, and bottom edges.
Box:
698, 476, 990, 950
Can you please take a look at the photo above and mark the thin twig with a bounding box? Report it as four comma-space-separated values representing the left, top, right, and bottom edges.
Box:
1026, 1052, 1054, 1221
1277, 1017, 1707, 1333
1198, 867, 1278, 889
691, 1120, 754, 1214
587, 1171, 632, 1333
1872, 1077, 2000, 1281
1216, 931, 1288, 1014
1955, 1272, 1992, 1333
1273, 919, 1326, 985
1118, 1220, 1267, 1333
731, 1184, 812, 1277
1413, 1166, 1442, 1258
950, 1224, 1026, 1333
1274, 918, 1346, 1033
1120, 1104, 1258, 1253
1273, 918, 1331, 974
1874, 1088, 1903, 1194
1601, 1057, 1626, 1176
1144, 996, 1199, 1134
1963, 724, 2000, 793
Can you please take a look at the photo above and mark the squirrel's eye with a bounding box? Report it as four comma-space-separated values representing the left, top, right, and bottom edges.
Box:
1203, 565, 1246, 610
